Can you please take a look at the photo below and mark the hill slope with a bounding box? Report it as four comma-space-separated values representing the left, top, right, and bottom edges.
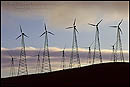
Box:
1, 62, 129, 87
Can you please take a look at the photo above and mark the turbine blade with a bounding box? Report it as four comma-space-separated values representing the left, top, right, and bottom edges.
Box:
111, 42, 116, 47
16, 35, 21, 40
65, 27, 73, 29
19, 25, 22, 33
90, 40, 94, 47
73, 18, 76, 25
119, 27, 123, 34
118, 19, 123, 26
23, 33, 29, 38
97, 19, 103, 25
75, 28, 79, 34
88, 23, 96, 26
44, 23, 47, 31
48, 31, 55, 35
109, 26, 118, 28
40, 32, 46, 37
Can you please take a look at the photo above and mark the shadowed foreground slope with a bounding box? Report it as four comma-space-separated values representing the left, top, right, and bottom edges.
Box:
1, 62, 129, 87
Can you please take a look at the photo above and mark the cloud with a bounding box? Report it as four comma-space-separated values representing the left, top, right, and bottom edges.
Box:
1, 1, 129, 30
1, 46, 129, 61
1, 46, 129, 78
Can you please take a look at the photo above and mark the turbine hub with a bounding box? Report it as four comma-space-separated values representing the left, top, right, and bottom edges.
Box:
74, 26, 76, 29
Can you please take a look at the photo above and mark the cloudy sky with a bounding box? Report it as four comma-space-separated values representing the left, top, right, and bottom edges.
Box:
1, 1, 129, 78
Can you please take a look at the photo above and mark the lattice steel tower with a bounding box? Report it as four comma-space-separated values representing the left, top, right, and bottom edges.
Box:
40, 23, 54, 73
66, 18, 80, 68
35, 49, 41, 73
85, 41, 94, 64
16, 25, 29, 76
88, 19, 103, 64
61, 45, 66, 70
111, 43, 117, 62
109, 19, 124, 62
7, 51, 16, 77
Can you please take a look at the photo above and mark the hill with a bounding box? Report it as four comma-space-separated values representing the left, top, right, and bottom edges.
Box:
1, 62, 129, 87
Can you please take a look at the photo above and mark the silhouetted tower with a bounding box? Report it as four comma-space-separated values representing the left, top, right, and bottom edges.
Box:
88, 19, 103, 64
35, 49, 41, 73
7, 51, 16, 77
111, 43, 117, 62
61, 45, 66, 70
66, 18, 80, 68
40, 23, 54, 73
85, 41, 94, 64
109, 19, 124, 62
16, 25, 29, 76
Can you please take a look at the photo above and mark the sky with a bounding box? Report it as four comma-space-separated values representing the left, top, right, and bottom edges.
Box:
1, 1, 129, 78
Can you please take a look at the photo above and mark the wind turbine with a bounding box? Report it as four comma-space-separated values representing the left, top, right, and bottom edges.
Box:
83, 41, 94, 64
34, 48, 41, 74
60, 44, 66, 70
7, 51, 17, 77
109, 19, 124, 62
16, 25, 29, 76
88, 19, 103, 64
110, 43, 117, 62
40, 23, 54, 73
65, 18, 80, 68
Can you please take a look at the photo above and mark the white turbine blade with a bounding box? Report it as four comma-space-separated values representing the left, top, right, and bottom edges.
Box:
119, 27, 123, 34
40, 32, 46, 37
111, 42, 116, 47
23, 33, 29, 38
19, 25, 22, 33
97, 19, 103, 25
75, 28, 79, 34
109, 26, 118, 28
16, 35, 21, 40
65, 27, 73, 29
90, 40, 94, 47
118, 19, 123, 26
44, 23, 47, 31
48, 31, 55, 35
73, 18, 76, 25
88, 23, 96, 26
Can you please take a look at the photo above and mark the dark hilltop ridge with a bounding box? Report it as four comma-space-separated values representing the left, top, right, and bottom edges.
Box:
1, 62, 129, 87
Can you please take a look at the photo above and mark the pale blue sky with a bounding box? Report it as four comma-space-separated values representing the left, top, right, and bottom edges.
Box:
1, 1, 129, 50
